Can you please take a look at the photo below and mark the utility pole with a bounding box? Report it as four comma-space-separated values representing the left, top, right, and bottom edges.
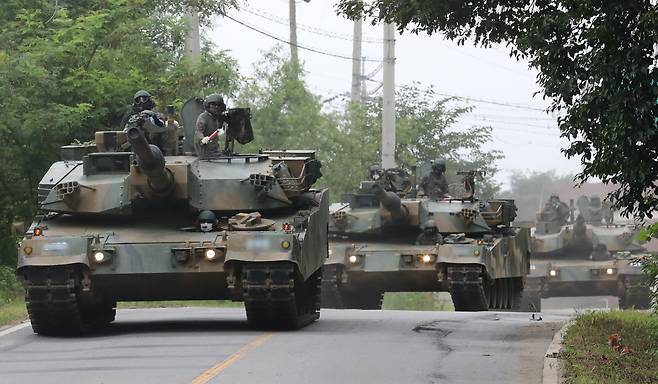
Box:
183, 9, 201, 60
351, 17, 363, 103
289, 0, 299, 68
381, 23, 396, 169
360, 56, 367, 100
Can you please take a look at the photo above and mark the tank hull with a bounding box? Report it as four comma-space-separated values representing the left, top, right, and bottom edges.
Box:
521, 257, 650, 311
18, 189, 329, 334
322, 227, 531, 311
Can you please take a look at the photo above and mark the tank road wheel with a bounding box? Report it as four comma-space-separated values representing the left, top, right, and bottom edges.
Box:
242, 264, 321, 330
509, 278, 523, 311
618, 277, 651, 310
23, 266, 109, 336
448, 266, 489, 311
321, 265, 345, 309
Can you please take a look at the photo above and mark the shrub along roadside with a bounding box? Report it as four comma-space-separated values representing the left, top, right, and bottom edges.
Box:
562, 311, 658, 384
0, 266, 26, 328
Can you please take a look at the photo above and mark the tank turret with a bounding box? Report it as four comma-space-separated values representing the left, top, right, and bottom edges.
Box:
126, 125, 174, 196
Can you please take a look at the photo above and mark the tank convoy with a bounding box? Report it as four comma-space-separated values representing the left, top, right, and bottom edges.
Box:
521, 194, 651, 311
322, 165, 530, 311
16, 99, 328, 335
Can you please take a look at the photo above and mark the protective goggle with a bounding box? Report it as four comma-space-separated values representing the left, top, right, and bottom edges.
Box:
135, 96, 151, 103
208, 102, 224, 108
200, 222, 214, 232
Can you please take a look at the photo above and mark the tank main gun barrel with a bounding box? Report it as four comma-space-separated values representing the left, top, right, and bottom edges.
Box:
371, 184, 409, 222
126, 126, 174, 195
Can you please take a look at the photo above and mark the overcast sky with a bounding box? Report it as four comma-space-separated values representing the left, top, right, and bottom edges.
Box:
207, 0, 584, 188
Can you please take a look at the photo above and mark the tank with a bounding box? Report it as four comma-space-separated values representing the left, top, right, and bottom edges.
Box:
321, 166, 530, 311
16, 99, 328, 335
521, 194, 651, 311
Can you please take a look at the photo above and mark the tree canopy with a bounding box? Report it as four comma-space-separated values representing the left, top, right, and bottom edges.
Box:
337, 1, 658, 218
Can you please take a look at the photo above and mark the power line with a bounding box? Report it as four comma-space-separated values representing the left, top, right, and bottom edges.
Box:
441, 94, 548, 112
240, 6, 384, 44
465, 116, 558, 130
225, 15, 383, 62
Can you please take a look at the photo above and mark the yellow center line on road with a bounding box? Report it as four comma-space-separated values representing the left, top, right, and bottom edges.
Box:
190, 332, 275, 384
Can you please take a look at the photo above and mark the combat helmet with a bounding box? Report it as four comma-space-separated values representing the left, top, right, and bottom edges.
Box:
133, 90, 155, 112
204, 93, 226, 117
431, 159, 446, 173
198, 210, 217, 232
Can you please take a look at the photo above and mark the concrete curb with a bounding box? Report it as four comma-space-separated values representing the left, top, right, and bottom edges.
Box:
542, 321, 571, 384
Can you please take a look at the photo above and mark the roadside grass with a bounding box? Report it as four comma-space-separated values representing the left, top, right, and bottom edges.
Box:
0, 297, 26, 328
382, 292, 454, 311
562, 311, 658, 384
0, 266, 27, 328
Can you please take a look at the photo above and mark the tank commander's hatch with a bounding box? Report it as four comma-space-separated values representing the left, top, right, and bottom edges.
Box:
181, 97, 254, 155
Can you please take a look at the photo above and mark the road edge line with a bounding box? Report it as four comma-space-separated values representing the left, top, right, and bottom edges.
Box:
0, 322, 30, 338
542, 320, 571, 384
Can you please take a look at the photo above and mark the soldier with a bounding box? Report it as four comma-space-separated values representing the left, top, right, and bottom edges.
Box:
419, 159, 449, 200
195, 93, 227, 157
120, 90, 163, 128
416, 220, 443, 245
120, 90, 177, 155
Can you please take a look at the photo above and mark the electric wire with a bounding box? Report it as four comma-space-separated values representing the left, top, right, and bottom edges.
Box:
224, 15, 383, 62
240, 5, 384, 44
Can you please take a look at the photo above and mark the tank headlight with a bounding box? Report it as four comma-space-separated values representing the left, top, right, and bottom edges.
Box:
23, 246, 33, 255
348, 255, 359, 264
530, 264, 536, 271
281, 240, 291, 250
205, 249, 217, 260
93, 251, 107, 263
474, 249, 480, 256
606, 268, 615, 275
549, 269, 558, 277
402, 255, 414, 265
422, 254, 432, 263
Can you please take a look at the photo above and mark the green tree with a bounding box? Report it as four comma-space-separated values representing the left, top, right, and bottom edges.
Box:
336, 1, 658, 218
327, 84, 502, 199
0, 0, 240, 265
501, 171, 576, 222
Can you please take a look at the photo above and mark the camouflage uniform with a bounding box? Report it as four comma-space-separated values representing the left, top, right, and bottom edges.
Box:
120, 90, 175, 155
195, 111, 224, 157
416, 220, 443, 245
419, 170, 449, 200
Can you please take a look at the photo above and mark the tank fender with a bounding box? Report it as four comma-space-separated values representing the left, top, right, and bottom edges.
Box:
17, 236, 91, 269
224, 189, 329, 280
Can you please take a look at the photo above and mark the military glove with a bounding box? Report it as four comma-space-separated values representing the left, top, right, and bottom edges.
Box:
201, 136, 211, 145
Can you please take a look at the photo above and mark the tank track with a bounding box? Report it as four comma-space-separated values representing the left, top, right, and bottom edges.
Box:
320, 265, 345, 309
448, 266, 489, 311
242, 263, 321, 330
618, 276, 651, 310
320, 265, 383, 309
22, 266, 115, 336
448, 266, 523, 311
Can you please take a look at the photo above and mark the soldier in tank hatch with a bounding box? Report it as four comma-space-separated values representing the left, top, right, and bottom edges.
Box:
419, 159, 449, 200
416, 220, 443, 245
195, 93, 228, 157
120, 90, 178, 155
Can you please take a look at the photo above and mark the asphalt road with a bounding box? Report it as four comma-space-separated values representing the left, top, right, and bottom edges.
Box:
0, 308, 569, 384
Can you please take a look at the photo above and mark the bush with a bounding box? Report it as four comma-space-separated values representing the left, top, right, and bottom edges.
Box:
0, 266, 22, 304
